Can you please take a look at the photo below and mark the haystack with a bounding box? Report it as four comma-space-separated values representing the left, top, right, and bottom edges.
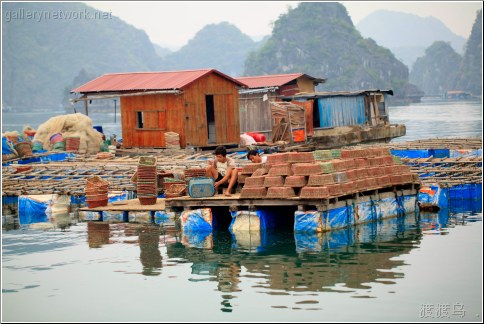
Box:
33, 113, 102, 154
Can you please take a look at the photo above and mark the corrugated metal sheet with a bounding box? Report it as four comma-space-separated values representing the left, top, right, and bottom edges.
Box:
317, 96, 366, 128
237, 73, 325, 89
236, 73, 304, 88
72, 69, 247, 93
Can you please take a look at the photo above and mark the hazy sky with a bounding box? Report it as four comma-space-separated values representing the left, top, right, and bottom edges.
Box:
86, 1, 482, 49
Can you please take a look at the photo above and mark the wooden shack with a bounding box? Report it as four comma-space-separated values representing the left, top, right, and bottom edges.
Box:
71, 69, 247, 148
236, 73, 325, 138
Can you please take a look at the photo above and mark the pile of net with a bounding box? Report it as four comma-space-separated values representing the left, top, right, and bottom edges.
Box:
33, 113, 103, 154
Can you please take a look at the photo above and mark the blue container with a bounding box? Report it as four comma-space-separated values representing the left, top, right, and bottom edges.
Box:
188, 177, 215, 198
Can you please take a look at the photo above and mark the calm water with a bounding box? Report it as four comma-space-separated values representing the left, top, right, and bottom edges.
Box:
2, 100, 483, 321
389, 99, 482, 141
1, 208, 482, 322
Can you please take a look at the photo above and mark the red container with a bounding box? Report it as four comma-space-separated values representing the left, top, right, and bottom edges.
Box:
246, 132, 266, 143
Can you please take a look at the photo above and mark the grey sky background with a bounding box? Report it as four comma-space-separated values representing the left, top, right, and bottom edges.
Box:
86, 1, 483, 49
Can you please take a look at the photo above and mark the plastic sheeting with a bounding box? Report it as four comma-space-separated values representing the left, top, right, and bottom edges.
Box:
154, 211, 175, 225
317, 96, 366, 128
103, 211, 127, 222
71, 191, 127, 206
79, 211, 102, 221
128, 211, 152, 223
419, 185, 448, 208
327, 203, 355, 229
294, 192, 418, 233
18, 196, 48, 224
449, 183, 482, 200
180, 208, 213, 233
181, 232, 213, 249
294, 211, 321, 233
2, 137, 15, 154
450, 149, 482, 158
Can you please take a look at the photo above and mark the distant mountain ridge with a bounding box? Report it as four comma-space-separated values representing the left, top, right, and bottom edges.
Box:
5, 2, 479, 111
357, 10, 466, 68
409, 9, 482, 96
2, 2, 163, 109
244, 2, 422, 102
159, 22, 263, 76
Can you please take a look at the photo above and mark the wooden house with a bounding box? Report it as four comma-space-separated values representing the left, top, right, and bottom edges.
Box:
71, 69, 247, 148
236, 73, 325, 138
237, 73, 325, 139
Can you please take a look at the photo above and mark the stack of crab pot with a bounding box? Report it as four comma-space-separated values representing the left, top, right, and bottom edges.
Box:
137, 156, 158, 205
85, 175, 109, 208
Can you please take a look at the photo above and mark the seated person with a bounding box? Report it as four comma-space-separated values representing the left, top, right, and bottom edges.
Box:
206, 146, 238, 196
247, 149, 267, 164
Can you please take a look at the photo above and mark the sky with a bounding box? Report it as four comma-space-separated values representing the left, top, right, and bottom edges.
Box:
85, 1, 482, 49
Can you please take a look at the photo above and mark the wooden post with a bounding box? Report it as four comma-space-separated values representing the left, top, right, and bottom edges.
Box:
84, 95, 89, 116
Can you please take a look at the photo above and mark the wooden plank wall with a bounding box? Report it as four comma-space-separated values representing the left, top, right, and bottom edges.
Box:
120, 93, 184, 147
296, 77, 316, 93
183, 73, 240, 147
238, 92, 276, 133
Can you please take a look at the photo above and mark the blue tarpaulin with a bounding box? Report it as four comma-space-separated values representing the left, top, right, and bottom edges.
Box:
180, 208, 213, 233
2, 137, 15, 154
18, 196, 48, 225
294, 211, 321, 233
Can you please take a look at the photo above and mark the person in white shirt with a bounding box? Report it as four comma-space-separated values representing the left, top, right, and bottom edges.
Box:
247, 149, 267, 164
206, 146, 238, 196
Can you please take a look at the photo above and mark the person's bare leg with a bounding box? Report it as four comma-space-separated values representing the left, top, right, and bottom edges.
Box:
224, 169, 238, 196
206, 165, 218, 179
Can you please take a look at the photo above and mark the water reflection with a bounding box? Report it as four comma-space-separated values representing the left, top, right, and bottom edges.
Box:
164, 208, 481, 311
86, 222, 166, 276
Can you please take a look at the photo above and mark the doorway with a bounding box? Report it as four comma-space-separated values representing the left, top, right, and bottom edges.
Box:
206, 95, 216, 144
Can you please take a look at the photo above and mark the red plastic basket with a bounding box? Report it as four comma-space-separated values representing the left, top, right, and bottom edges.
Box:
139, 197, 157, 205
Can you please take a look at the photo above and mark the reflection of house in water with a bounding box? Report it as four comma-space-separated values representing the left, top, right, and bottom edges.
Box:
166, 215, 424, 295
86, 222, 173, 276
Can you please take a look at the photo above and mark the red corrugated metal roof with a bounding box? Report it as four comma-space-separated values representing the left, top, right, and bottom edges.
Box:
71, 69, 247, 93
236, 73, 304, 89
236, 73, 326, 89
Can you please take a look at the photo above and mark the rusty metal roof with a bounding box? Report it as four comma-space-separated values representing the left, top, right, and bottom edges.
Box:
71, 69, 247, 93
236, 73, 325, 89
